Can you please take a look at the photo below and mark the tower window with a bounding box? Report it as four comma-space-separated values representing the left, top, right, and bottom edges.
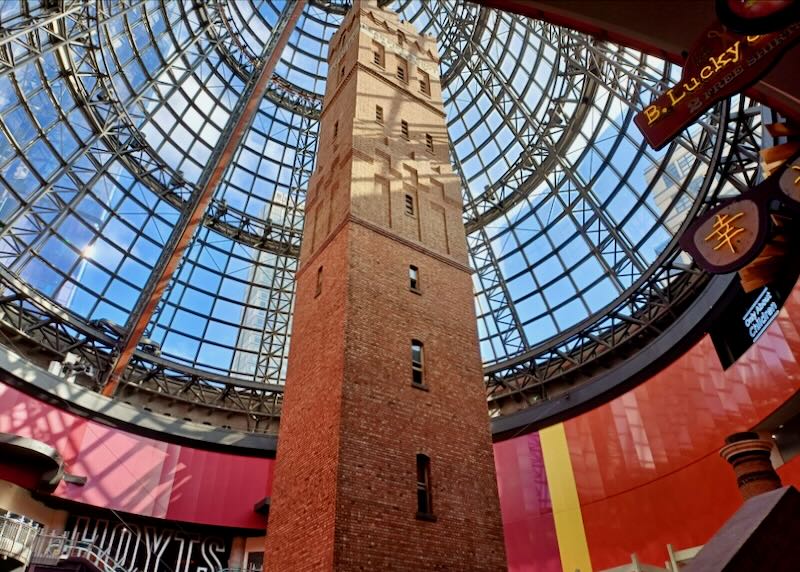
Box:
315, 266, 323, 297
411, 339, 424, 386
416, 454, 434, 519
425, 133, 434, 154
409, 265, 419, 291
419, 70, 430, 95
340, 65, 345, 81
334, 121, 339, 139
401, 120, 409, 140
396, 59, 407, 83
376, 105, 383, 124
372, 41, 385, 67
404, 193, 415, 216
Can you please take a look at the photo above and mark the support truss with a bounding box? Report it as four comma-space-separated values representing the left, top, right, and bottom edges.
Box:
0, 265, 282, 432
252, 111, 317, 384
484, 96, 765, 414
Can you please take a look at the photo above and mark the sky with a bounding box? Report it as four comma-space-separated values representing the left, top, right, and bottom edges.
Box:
0, 0, 740, 378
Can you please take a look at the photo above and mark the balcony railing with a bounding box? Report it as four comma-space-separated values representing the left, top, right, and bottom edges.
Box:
29, 533, 133, 572
0, 512, 41, 566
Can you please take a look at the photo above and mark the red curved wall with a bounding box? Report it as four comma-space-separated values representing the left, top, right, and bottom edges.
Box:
495, 279, 800, 571
0, 384, 273, 530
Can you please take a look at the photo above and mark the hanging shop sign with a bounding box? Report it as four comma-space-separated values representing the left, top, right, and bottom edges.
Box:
716, 0, 800, 35
634, 22, 800, 150
710, 282, 786, 369
66, 515, 232, 572
742, 286, 779, 342
679, 151, 800, 273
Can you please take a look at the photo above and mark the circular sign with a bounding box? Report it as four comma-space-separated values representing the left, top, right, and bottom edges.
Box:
779, 156, 800, 204
688, 199, 765, 273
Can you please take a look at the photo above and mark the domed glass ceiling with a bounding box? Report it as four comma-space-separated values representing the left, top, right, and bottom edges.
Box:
0, 0, 762, 409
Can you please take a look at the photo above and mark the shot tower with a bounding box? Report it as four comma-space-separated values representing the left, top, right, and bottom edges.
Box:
264, 2, 506, 569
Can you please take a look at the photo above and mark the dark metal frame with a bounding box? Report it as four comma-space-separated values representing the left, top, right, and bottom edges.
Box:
0, 0, 768, 433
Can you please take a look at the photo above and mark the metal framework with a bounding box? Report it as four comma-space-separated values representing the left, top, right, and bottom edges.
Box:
0, 264, 282, 432
0, 0, 771, 432
100, 0, 307, 396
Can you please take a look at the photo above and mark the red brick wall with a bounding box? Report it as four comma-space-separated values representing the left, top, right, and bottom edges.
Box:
265, 2, 506, 569
263, 227, 350, 571
331, 223, 506, 569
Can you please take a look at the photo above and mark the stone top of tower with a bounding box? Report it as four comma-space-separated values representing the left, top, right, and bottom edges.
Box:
327, 0, 440, 78
303, 0, 463, 267
323, 0, 445, 116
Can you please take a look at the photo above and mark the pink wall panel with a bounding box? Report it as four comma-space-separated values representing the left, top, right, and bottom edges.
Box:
62, 423, 178, 519
165, 446, 272, 529
0, 384, 273, 529
1, 386, 89, 467
494, 433, 561, 572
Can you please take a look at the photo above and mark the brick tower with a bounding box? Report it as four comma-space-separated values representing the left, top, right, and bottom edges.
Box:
264, 2, 506, 570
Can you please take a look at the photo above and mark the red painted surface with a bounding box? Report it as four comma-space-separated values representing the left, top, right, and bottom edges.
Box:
0, 463, 41, 491
563, 282, 800, 569
494, 433, 561, 572
0, 384, 273, 529
495, 281, 800, 570
778, 454, 800, 485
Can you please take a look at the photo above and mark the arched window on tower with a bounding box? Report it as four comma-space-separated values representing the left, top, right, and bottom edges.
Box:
409, 265, 419, 292
416, 454, 435, 520
411, 339, 424, 386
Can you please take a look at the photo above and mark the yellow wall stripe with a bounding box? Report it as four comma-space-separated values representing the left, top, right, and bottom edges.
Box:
540, 423, 593, 572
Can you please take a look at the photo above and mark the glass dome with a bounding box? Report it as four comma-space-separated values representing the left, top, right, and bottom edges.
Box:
0, 0, 763, 428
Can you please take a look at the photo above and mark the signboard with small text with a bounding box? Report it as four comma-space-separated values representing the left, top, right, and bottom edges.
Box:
635, 22, 800, 150
742, 286, 779, 342
711, 283, 783, 368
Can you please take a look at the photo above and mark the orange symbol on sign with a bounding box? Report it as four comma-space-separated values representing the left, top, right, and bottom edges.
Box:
705, 212, 745, 253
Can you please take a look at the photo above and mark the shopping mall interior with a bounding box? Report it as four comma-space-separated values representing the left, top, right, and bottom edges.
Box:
1, 0, 800, 570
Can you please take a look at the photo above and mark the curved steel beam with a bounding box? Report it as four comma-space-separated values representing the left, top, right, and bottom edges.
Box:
0, 264, 283, 432
490, 271, 738, 438
483, 96, 765, 410
101, 0, 308, 397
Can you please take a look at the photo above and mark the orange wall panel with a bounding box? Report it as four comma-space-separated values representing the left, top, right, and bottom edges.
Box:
565, 282, 800, 568
497, 281, 800, 570
778, 454, 800, 487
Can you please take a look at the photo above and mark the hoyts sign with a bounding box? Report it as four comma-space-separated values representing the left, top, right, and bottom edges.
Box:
635, 21, 800, 150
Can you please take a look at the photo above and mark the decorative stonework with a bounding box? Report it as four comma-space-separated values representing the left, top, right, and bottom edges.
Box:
720, 432, 782, 501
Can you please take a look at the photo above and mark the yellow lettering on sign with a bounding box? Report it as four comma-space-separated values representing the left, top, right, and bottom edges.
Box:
704, 212, 745, 253
667, 87, 686, 106
644, 105, 661, 126
683, 77, 701, 92
793, 165, 800, 185
644, 39, 746, 126
727, 40, 742, 64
